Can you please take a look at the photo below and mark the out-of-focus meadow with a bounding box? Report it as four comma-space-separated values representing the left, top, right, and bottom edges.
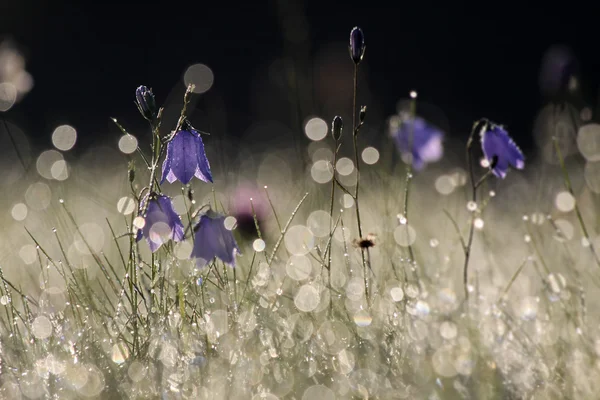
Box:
2, 21, 600, 399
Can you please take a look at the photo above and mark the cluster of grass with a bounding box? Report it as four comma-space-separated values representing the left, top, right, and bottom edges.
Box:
1, 33, 600, 400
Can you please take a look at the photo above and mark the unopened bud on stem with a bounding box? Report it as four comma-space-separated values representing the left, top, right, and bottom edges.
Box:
332, 116, 343, 141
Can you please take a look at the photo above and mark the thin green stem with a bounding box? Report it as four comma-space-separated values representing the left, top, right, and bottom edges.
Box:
351, 64, 369, 306
552, 136, 600, 267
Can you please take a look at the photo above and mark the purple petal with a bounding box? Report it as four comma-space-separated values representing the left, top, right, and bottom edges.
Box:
160, 140, 173, 184
481, 125, 524, 179
191, 216, 216, 268
190, 214, 240, 268
393, 116, 444, 169
140, 195, 184, 252
170, 130, 201, 185
193, 132, 213, 183
156, 195, 184, 242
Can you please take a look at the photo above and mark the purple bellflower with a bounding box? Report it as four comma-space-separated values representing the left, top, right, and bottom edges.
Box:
161, 123, 213, 185
480, 121, 525, 179
136, 193, 184, 252
390, 113, 444, 170
191, 210, 241, 268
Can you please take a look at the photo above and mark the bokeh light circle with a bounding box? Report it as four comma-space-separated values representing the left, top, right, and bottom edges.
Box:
52, 125, 77, 151
361, 147, 380, 164
183, 63, 214, 94
304, 117, 328, 141
118, 134, 138, 154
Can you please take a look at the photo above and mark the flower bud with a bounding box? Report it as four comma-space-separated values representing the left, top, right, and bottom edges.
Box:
128, 161, 135, 183
135, 85, 157, 122
349, 27, 365, 64
359, 106, 367, 124
332, 116, 343, 141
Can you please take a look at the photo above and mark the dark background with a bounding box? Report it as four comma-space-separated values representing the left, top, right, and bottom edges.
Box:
1, 0, 598, 155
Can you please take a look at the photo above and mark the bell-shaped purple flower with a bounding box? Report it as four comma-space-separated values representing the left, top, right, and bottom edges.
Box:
161, 127, 213, 185
136, 194, 184, 252
480, 122, 525, 179
191, 211, 241, 268
349, 27, 365, 64
390, 113, 444, 170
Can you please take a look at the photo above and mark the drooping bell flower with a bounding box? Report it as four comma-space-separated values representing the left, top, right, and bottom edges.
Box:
390, 113, 444, 170
161, 122, 213, 185
349, 27, 365, 64
480, 121, 525, 179
135, 85, 157, 123
191, 210, 241, 268
136, 193, 184, 252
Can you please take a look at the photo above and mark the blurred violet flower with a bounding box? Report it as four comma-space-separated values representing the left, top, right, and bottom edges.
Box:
161, 124, 213, 185
136, 194, 184, 252
539, 45, 578, 98
230, 184, 269, 239
135, 85, 157, 122
390, 113, 444, 169
191, 210, 241, 268
480, 121, 525, 178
